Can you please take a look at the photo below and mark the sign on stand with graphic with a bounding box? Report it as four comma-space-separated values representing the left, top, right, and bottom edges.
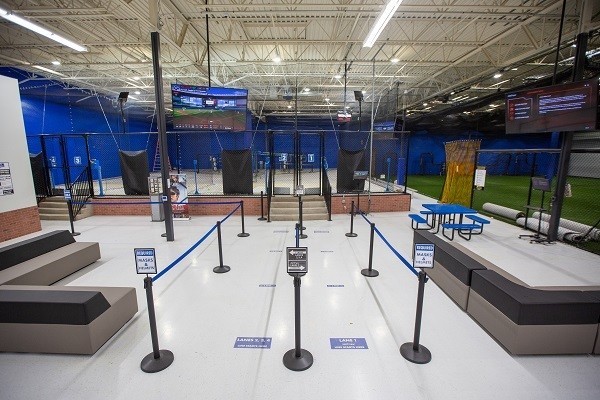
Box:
286, 247, 308, 276
0, 162, 14, 196
135, 248, 157, 274
414, 244, 435, 269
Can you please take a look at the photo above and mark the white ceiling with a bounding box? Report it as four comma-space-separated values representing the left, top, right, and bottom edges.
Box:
0, 0, 599, 120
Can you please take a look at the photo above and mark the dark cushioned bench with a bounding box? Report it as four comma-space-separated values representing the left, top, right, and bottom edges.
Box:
0, 230, 101, 286
0, 289, 110, 325
0, 230, 75, 271
413, 230, 488, 309
468, 270, 600, 354
0, 285, 138, 355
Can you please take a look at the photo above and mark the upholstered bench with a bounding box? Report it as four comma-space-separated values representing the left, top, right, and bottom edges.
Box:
0, 285, 138, 354
413, 230, 487, 309
0, 230, 100, 285
468, 270, 600, 355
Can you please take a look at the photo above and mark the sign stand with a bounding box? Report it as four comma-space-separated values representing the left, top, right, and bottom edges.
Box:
64, 190, 80, 236
283, 241, 313, 371
135, 248, 174, 373
401, 243, 434, 364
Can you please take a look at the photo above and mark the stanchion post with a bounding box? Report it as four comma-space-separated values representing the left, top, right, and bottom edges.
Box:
258, 191, 267, 221
400, 270, 432, 364
213, 221, 231, 273
66, 198, 80, 236
141, 276, 174, 373
345, 201, 357, 237
299, 200, 307, 239
238, 201, 250, 237
295, 223, 300, 247
361, 222, 379, 277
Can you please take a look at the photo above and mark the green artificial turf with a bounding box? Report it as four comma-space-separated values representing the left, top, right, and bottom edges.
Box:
407, 174, 600, 254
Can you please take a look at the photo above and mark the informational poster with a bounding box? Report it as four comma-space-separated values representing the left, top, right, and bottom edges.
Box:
0, 162, 14, 196
169, 173, 189, 220
474, 166, 486, 190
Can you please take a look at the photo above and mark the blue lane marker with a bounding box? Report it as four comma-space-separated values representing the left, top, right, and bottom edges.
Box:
234, 337, 272, 349
326, 284, 345, 288
330, 338, 368, 349
259, 284, 276, 287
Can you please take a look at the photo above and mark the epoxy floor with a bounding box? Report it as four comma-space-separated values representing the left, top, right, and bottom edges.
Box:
1, 195, 599, 400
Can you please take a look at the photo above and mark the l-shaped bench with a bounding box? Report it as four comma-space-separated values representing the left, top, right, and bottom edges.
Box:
0, 230, 138, 354
414, 229, 600, 355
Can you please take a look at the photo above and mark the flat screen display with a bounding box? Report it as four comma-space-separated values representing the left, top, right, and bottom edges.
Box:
505, 79, 598, 134
171, 84, 248, 131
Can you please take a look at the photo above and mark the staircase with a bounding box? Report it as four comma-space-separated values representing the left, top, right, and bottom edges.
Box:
269, 195, 329, 221
38, 197, 94, 221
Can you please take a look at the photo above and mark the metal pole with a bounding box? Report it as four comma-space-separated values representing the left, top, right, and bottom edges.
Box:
141, 276, 174, 373
299, 200, 307, 239
150, 31, 174, 242
258, 191, 267, 220
294, 276, 301, 357
361, 222, 379, 277
205, 0, 211, 87
213, 221, 231, 273
296, 223, 300, 247
346, 201, 357, 237
238, 201, 250, 237
400, 270, 432, 364
67, 199, 80, 236
84, 134, 94, 196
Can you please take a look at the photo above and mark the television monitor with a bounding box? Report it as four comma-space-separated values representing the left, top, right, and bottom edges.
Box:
171, 84, 248, 131
505, 78, 598, 134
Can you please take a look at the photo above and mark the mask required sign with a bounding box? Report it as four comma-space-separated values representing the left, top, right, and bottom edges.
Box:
413, 244, 435, 269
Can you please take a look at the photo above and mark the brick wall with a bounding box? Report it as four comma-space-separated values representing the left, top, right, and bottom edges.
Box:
331, 193, 411, 214
0, 206, 42, 243
90, 194, 410, 216
91, 196, 264, 216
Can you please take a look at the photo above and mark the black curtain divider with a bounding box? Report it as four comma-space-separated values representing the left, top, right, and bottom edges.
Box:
222, 149, 253, 195
119, 150, 150, 195
337, 149, 366, 193
29, 152, 48, 197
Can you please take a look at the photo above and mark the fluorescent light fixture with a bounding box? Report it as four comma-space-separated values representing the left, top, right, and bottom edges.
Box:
324, 98, 330, 102
273, 55, 281, 63
493, 72, 502, 79
32, 65, 66, 77
134, 91, 141, 95
334, 74, 342, 79
287, 104, 292, 109
0, 7, 87, 52
363, 0, 403, 48
303, 87, 310, 92
51, 60, 60, 65
391, 58, 399, 63
133, 76, 141, 80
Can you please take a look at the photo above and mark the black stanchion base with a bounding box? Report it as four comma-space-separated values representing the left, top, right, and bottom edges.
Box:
213, 265, 231, 274
257, 217, 267, 221
361, 268, 379, 277
283, 348, 313, 371
237, 232, 250, 237
400, 343, 432, 364
141, 349, 174, 373
300, 226, 306, 231
71, 232, 81, 236
345, 232, 357, 237
299, 234, 308, 239
161, 233, 167, 237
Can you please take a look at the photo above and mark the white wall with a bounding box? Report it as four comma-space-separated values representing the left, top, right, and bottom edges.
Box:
0, 75, 37, 213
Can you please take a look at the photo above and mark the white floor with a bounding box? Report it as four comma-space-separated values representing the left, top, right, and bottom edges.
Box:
1, 195, 599, 400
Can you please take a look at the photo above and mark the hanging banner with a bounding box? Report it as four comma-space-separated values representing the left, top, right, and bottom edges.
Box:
0, 162, 14, 196
169, 173, 189, 220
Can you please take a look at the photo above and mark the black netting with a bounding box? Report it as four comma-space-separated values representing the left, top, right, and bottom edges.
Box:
222, 149, 253, 195
119, 150, 149, 195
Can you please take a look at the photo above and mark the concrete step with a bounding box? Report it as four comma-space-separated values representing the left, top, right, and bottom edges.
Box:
38, 197, 93, 221
270, 195, 324, 203
270, 213, 329, 221
39, 213, 69, 221
39, 207, 69, 215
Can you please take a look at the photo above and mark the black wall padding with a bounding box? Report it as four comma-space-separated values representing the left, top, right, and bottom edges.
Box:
118, 150, 149, 195
222, 149, 253, 195
29, 152, 47, 196
336, 149, 366, 193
